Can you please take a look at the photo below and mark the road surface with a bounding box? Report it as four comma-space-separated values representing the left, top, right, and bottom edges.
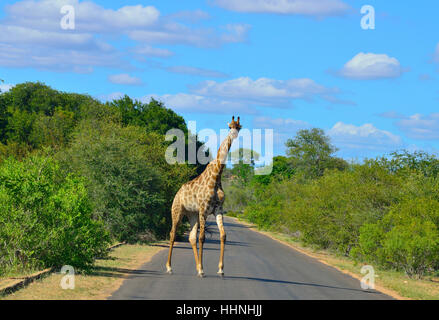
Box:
109, 217, 392, 300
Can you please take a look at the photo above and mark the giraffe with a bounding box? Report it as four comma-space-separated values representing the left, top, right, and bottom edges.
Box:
166, 116, 242, 277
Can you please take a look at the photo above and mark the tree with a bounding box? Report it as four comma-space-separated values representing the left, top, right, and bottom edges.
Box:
253, 156, 295, 185
57, 119, 195, 242
285, 128, 347, 179
0, 82, 108, 157
389, 150, 439, 178
229, 148, 260, 185
110, 96, 188, 135
109, 95, 208, 177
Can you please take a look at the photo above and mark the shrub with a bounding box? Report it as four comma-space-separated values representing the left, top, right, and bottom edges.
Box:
58, 120, 195, 242
356, 198, 439, 278
279, 166, 402, 255
383, 220, 439, 278
0, 156, 109, 275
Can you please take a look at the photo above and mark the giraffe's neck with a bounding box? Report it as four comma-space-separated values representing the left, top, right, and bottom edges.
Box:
216, 131, 236, 165
205, 131, 236, 183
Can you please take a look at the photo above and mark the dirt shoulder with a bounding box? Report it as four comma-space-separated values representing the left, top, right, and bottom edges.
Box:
1, 243, 165, 300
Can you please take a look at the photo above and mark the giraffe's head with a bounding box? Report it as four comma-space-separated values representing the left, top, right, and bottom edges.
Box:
228, 116, 242, 138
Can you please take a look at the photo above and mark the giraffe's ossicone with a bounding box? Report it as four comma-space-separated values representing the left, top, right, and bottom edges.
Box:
166, 116, 242, 277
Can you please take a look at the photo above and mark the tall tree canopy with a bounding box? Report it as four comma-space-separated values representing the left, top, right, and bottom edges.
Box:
285, 128, 347, 178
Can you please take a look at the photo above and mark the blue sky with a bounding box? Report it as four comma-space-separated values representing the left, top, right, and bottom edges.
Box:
1, 0, 438, 160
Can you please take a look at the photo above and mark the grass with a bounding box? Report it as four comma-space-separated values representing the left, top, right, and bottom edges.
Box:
0, 242, 165, 300
228, 215, 439, 300
0, 266, 45, 280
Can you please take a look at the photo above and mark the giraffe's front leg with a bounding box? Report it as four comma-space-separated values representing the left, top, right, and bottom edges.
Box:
197, 212, 206, 278
215, 211, 226, 276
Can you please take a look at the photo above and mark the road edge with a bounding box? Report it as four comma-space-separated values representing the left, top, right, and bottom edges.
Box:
0, 242, 127, 298
105, 244, 167, 300
226, 216, 407, 301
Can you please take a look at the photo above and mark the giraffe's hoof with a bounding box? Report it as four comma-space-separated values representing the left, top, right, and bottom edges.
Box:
166, 266, 173, 274
197, 271, 205, 278
217, 269, 224, 276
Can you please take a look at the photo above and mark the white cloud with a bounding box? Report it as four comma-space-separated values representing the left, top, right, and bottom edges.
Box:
0, 24, 100, 49
328, 122, 403, 151
140, 93, 256, 114
253, 116, 311, 146
251, 117, 404, 157
378, 111, 406, 119
0, 0, 135, 72
127, 23, 250, 48
120, 76, 354, 115
253, 116, 311, 133
101, 74, 353, 115
131, 45, 174, 58
338, 53, 406, 80
165, 66, 228, 78
214, 0, 350, 17
0, 42, 122, 72
0, 0, 250, 72
396, 113, 439, 140
108, 74, 143, 86
167, 10, 211, 23
190, 77, 351, 106
4, 0, 160, 33
219, 24, 251, 43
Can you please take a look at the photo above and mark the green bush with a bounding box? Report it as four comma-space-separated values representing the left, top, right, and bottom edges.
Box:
58, 120, 195, 242
223, 182, 255, 215
355, 198, 439, 278
383, 220, 439, 278
242, 164, 403, 255
0, 156, 109, 276
224, 135, 439, 279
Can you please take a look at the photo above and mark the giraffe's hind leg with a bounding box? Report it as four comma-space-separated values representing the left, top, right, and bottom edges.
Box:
215, 188, 226, 275
187, 214, 200, 275
166, 200, 183, 274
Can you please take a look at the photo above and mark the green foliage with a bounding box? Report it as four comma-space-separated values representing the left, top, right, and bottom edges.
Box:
109, 95, 208, 177
244, 183, 285, 231
227, 148, 260, 185
285, 128, 347, 178
223, 181, 255, 214
0, 156, 110, 276
242, 165, 402, 252
110, 95, 187, 135
230, 148, 260, 165
253, 156, 295, 185
58, 119, 195, 242
377, 150, 439, 178
29, 108, 76, 149
229, 163, 254, 185
0, 81, 108, 159
355, 198, 439, 278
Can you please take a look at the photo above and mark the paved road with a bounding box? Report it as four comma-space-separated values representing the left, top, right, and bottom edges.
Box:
109, 217, 392, 300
